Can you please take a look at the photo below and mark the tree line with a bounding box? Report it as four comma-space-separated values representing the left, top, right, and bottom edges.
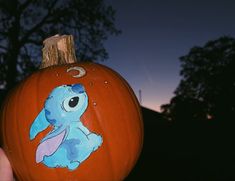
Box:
161, 36, 235, 124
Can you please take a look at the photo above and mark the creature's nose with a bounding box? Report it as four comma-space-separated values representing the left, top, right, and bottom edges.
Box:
71, 84, 85, 94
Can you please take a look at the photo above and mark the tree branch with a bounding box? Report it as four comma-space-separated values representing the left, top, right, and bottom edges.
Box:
0, 45, 7, 51
19, 0, 58, 46
26, 38, 42, 46
18, 0, 33, 13
0, 31, 8, 36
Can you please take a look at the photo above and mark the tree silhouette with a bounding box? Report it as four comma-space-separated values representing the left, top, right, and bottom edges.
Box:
0, 0, 120, 92
161, 36, 235, 122
161, 96, 207, 123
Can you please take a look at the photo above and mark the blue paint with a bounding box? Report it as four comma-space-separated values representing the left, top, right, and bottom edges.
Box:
71, 84, 85, 94
30, 109, 50, 140
47, 118, 56, 125
61, 138, 81, 161
29, 84, 103, 170
45, 109, 51, 116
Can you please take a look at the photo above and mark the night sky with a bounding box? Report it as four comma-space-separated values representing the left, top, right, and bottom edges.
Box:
102, 0, 235, 111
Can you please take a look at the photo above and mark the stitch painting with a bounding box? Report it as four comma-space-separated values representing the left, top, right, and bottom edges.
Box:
29, 84, 103, 170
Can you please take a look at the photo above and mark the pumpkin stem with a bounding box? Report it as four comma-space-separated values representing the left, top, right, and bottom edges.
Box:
40, 34, 78, 69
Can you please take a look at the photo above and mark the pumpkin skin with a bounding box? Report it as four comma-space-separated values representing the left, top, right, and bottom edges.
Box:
0, 62, 143, 181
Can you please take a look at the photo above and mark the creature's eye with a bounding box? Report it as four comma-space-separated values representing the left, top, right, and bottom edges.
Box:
63, 96, 80, 112
69, 96, 79, 107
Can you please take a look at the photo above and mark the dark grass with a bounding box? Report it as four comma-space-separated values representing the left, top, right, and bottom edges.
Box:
126, 107, 235, 181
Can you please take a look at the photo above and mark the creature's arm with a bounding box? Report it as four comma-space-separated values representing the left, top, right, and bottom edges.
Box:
77, 121, 90, 135
30, 109, 50, 140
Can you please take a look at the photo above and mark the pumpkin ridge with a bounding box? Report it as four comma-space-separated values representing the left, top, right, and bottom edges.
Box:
96, 65, 133, 179
15, 79, 31, 180
87, 85, 116, 180
105, 66, 144, 176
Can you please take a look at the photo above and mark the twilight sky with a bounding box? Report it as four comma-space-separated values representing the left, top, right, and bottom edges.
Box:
102, 0, 235, 111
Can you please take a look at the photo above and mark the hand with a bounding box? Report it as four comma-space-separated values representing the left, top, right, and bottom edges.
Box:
0, 148, 14, 181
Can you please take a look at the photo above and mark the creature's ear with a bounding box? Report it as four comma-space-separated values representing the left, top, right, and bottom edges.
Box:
30, 109, 50, 140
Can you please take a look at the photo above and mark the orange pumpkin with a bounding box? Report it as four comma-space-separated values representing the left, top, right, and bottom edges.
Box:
0, 62, 143, 181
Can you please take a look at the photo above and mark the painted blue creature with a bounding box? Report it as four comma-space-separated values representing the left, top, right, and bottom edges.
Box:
29, 84, 102, 170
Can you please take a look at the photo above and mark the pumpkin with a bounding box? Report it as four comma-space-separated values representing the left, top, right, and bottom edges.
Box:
0, 35, 143, 181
